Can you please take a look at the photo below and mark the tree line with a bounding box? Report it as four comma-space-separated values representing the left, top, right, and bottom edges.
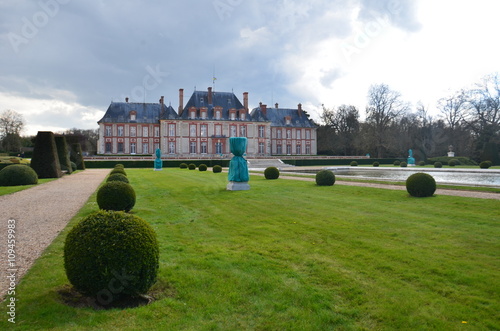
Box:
317, 73, 500, 164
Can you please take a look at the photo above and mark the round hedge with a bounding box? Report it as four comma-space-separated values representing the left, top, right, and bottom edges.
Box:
198, 164, 208, 171
350, 161, 358, 166
372, 162, 379, 167
106, 173, 129, 184
406, 172, 436, 197
315, 170, 335, 186
110, 168, 127, 176
434, 162, 442, 168
264, 166, 280, 179
179, 163, 188, 169
97, 181, 136, 212
0, 164, 38, 186
479, 161, 492, 169
64, 210, 159, 299
212, 165, 222, 173
448, 159, 459, 166
394, 160, 401, 166
400, 161, 407, 167
114, 164, 125, 169
188, 163, 196, 170
418, 161, 426, 166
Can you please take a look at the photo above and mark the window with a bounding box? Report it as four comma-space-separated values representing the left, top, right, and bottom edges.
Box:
130, 126, 136, 137
230, 112, 236, 120
168, 124, 175, 136
258, 142, 265, 154
201, 142, 207, 154
130, 143, 136, 154
296, 130, 301, 139
215, 125, 222, 136
230, 125, 237, 137
305, 145, 311, 154
190, 110, 196, 119
190, 124, 197, 137
118, 142, 124, 153
258, 126, 265, 138
296, 144, 301, 155
143, 126, 148, 137
143, 143, 149, 154
105, 142, 112, 153
215, 111, 221, 120
154, 143, 160, 151
215, 142, 223, 154
200, 125, 207, 137
277, 144, 282, 154
154, 127, 160, 137
286, 130, 291, 139
117, 126, 124, 137
286, 144, 292, 155
305, 130, 311, 139
285, 117, 291, 125
189, 142, 196, 154
105, 126, 112, 136
201, 110, 207, 119
130, 112, 136, 121
240, 125, 247, 137
277, 129, 282, 139
240, 112, 245, 120
168, 142, 175, 154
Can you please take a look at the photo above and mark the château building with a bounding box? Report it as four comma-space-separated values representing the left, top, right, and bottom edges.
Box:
97, 87, 317, 157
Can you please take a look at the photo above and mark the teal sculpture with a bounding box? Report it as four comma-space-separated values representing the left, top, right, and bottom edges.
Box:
154, 148, 162, 171
407, 149, 415, 166
227, 137, 250, 190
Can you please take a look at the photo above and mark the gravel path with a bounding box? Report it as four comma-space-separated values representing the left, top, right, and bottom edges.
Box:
0, 169, 109, 298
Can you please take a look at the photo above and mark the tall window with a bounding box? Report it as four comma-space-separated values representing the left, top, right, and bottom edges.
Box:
117, 126, 124, 137
200, 125, 207, 137
201, 142, 207, 154
190, 124, 197, 137
118, 142, 124, 153
143, 126, 148, 137
296, 130, 301, 139
286, 144, 292, 154
154, 143, 160, 151
215, 125, 222, 136
277, 129, 282, 139
305, 145, 311, 154
258, 142, 265, 154
215, 142, 223, 154
190, 142, 196, 154
286, 130, 291, 139
143, 143, 149, 154
258, 126, 265, 138
240, 125, 246, 137
130, 126, 136, 137
277, 144, 282, 154
154, 127, 160, 137
305, 130, 311, 139
105, 126, 112, 136
168, 124, 175, 136
230, 125, 237, 137
130, 143, 136, 154
168, 142, 175, 154
296, 144, 301, 155
105, 142, 112, 153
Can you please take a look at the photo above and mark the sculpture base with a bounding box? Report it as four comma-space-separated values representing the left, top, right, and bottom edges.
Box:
226, 181, 250, 191
447, 152, 455, 157
154, 168, 162, 171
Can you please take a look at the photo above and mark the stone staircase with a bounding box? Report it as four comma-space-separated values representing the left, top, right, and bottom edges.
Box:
246, 159, 294, 169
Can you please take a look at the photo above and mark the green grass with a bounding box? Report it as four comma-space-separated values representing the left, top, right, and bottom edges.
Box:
0, 178, 56, 196
2, 169, 499, 330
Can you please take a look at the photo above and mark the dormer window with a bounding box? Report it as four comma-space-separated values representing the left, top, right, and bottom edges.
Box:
215, 110, 221, 120
240, 112, 245, 120
229, 110, 236, 120
285, 116, 291, 125
129, 111, 137, 121
190, 110, 196, 119
201, 110, 207, 119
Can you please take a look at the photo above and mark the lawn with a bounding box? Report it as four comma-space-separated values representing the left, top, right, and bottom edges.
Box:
2, 169, 499, 330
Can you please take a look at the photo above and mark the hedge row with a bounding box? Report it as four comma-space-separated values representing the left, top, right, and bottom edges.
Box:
282, 158, 400, 166
84, 160, 230, 168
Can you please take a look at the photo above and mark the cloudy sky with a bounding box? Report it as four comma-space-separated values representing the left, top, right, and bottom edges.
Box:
1, 0, 498, 136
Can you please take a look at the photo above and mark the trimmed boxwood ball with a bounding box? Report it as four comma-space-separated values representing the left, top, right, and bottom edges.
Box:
350, 161, 358, 166
114, 163, 125, 169
448, 159, 459, 166
179, 163, 188, 169
418, 161, 426, 166
110, 168, 127, 176
394, 160, 401, 166
479, 161, 492, 169
64, 210, 159, 299
400, 161, 407, 167
212, 165, 222, 173
106, 173, 129, 184
198, 164, 208, 171
264, 166, 280, 179
188, 163, 196, 170
372, 161, 379, 167
97, 181, 136, 212
434, 162, 442, 168
315, 170, 335, 186
406, 172, 436, 197
0, 164, 38, 186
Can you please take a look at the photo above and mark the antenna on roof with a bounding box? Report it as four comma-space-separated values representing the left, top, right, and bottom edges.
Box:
212, 65, 217, 92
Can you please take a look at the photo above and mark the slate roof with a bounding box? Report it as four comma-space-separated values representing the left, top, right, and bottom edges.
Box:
98, 102, 177, 124
250, 107, 317, 128
179, 90, 252, 120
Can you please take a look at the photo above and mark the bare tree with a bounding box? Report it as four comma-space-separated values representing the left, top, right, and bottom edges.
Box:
365, 84, 409, 157
0, 109, 24, 138
321, 104, 360, 155
438, 90, 467, 130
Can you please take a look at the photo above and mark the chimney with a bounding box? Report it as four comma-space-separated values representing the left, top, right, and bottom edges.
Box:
275, 103, 279, 108
178, 88, 184, 114
125, 97, 129, 103
207, 87, 213, 105
298, 103, 303, 116
243, 92, 248, 111
260, 103, 267, 117
160, 96, 164, 104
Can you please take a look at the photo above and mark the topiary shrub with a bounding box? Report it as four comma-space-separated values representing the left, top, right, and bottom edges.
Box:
0, 164, 38, 186
70, 143, 85, 170
198, 164, 208, 171
315, 170, 335, 186
406, 172, 436, 197
70, 162, 77, 172
30, 131, 62, 178
188, 163, 196, 170
434, 162, 442, 168
372, 162, 379, 167
114, 164, 125, 169
97, 181, 136, 212
448, 159, 459, 166
264, 166, 280, 179
479, 161, 492, 169
106, 173, 129, 184
55, 135, 72, 175
394, 160, 401, 166
400, 161, 407, 167
110, 168, 127, 176
64, 210, 159, 301
179, 163, 188, 169
418, 161, 426, 166
212, 165, 222, 173
350, 161, 358, 166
